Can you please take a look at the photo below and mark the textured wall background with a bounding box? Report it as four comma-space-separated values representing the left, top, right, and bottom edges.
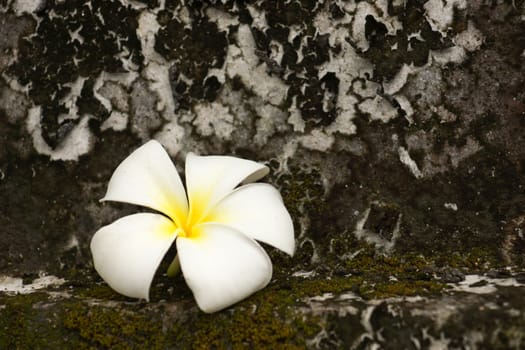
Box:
1, 0, 525, 348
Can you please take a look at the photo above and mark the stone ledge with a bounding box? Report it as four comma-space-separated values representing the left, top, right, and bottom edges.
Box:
1, 272, 524, 349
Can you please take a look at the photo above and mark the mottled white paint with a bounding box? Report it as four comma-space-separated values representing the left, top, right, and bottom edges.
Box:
137, 11, 178, 115
444, 203, 458, 211
246, 4, 268, 31
154, 119, 187, 157
101, 111, 128, 131
253, 105, 286, 145
423, 0, 467, 36
269, 40, 284, 66
433, 105, 457, 124
287, 100, 306, 133
292, 270, 317, 278
399, 147, 424, 179
192, 102, 235, 140
325, 111, 358, 136
299, 129, 335, 152
309, 293, 334, 302
0, 275, 65, 294
425, 331, 451, 350
351, 0, 403, 51
410, 300, 457, 329
359, 96, 399, 123
226, 25, 288, 107
300, 292, 361, 321
431, 46, 467, 64
454, 21, 484, 52
205, 7, 238, 31
12, 0, 45, 15
27, 107, 94, 161
394, 94, 415, 124
353, 202, 402, 252
316, 7, 375, 137
449, 274, 525, 294
383, 64, 415, 95
58, 76, 86, 123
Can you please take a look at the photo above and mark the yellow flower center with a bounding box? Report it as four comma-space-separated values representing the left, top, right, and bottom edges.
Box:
169, 190, 210, 240
165, 192, 212, 277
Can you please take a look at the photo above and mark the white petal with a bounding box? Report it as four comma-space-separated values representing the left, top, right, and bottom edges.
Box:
90, 213, 177, 300
102, 140, 188, 226
184, 153, 268, 223
206, 183, 295, 256
177, 223, 272, 313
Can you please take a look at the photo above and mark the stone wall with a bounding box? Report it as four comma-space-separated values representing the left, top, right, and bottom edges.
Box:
1, 0, 524, 348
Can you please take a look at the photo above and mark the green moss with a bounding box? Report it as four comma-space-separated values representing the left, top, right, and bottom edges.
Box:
276, 166, 326, 227
345, 237, 501, 277
170, 272, 447, 348
272, 167, 327, 267
0, 263, 507, 349
75, 284, 128, 300
360, 280, 447, 299
57, 279, 328, 349
62, 303, 171, 349
346, 246, 430, 278
286, 275, 446, 301
0, 291, 174, 349
497, 326, 525, 348
0, 293, 65, 349
436, 247, 499, 269
0, 233, 497, 348
188, 284, 324, 349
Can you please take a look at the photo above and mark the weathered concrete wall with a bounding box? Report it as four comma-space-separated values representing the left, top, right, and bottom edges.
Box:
1, 0, 525, 348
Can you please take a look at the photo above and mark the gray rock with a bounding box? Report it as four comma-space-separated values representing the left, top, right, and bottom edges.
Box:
1, 0, 524, 348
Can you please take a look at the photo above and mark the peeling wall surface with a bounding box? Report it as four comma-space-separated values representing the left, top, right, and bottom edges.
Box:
1, 0, 525, 348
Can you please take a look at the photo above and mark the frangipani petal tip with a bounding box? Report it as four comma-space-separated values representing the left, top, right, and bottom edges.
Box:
101, 140, 188, 224
90, 213, 177, 301
185, 152, 269, 218
206, 183, 295, 256
177, 223, 272, 313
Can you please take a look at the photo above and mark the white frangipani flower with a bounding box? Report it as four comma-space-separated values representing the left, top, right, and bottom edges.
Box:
90, 140, 295, 313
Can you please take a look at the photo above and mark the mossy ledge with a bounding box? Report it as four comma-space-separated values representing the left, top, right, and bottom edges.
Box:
2, 257, 524, 349
0, 231, 516, 349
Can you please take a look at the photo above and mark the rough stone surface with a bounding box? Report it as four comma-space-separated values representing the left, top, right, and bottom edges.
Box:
1, 0, 525, 348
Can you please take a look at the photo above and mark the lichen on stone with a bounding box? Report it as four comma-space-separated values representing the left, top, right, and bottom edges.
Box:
1, 0, 525, 347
